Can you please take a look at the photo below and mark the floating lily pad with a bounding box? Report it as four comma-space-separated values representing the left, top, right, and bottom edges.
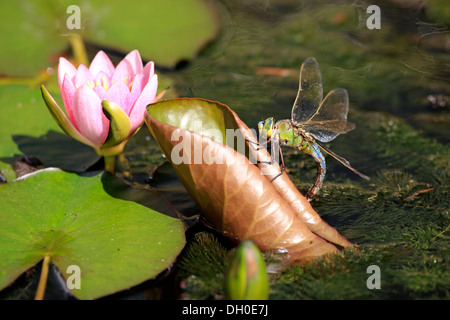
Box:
79, 0, 220, 67
0, 168, 185, 299
0, 1, 66, 77
0, 0, 220, 77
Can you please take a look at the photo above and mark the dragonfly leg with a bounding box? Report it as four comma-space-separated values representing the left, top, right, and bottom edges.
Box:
269, 145, 286, 183
246, 138, 276, 164
246, 137, 286, 182
269, 165, 285, 182
245, 139, 274, 164
304, 143, 326, 201
246, 138, 271, 151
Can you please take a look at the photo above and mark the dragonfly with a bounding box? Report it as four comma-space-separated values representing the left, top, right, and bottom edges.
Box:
258, 57, 370, 201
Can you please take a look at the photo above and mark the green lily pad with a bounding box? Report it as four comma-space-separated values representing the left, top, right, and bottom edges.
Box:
0, 1, 66, 77
0, 0, 220, 77
0, 84, 101, 181
0, 168, 185, 299
80, 0, 220, 67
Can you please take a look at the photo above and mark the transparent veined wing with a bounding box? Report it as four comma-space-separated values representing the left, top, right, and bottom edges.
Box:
313, 142, 370, 181
291, 57, 323, 124
301, 88, 351, 143
300, 120, 355, 142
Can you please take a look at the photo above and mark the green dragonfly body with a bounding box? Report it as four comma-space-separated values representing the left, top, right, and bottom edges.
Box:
258, 57, 369, 200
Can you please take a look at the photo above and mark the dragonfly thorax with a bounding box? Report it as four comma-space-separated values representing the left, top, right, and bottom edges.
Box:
275, 120, 307, 148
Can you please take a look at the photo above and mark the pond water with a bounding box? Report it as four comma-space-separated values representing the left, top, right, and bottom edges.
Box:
125, 0, 449, 300
168, 0, 449, 178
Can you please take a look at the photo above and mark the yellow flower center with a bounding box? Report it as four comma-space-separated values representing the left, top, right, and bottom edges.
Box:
77, 75, 133, 91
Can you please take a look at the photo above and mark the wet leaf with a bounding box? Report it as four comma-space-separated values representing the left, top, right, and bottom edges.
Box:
0, 168, 185, 299
145, 98, 339, 264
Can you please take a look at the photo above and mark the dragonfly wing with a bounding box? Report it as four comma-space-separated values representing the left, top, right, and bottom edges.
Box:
291, 57, 323, 123
301, 120, 355, 143
302, 88, 350, 143
315, 143, 370, 181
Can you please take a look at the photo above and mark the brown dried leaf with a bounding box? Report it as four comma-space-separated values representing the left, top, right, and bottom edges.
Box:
232, 113, 353, 248
145, 98, 346, 264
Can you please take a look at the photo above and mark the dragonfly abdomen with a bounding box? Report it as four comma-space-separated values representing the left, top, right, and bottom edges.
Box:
298, 141, 326, 201
276, 121, 327, 200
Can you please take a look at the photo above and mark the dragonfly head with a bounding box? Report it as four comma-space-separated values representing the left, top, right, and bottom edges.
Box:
258, 117, 275, 140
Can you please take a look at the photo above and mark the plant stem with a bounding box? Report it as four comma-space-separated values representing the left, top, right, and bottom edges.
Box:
34, 255, 51, 300
69, 34, 89, 66
432, 224, 450, 241
104, 155, 116, 175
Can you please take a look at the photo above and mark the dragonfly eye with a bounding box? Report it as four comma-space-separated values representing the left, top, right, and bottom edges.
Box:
266, 127, 272, 137
266, 122, 274, 136
258, 118, 275, 139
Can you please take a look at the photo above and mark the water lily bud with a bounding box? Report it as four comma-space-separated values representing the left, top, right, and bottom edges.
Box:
224, 240, 269, 300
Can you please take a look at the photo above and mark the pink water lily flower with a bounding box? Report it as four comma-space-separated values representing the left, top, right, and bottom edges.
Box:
41, 50, 158, 158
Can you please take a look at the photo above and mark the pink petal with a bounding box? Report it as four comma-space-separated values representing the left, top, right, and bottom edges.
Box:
125, 73, 144, 115
103, 80, 132, 114
129, 75, 158, 132
141, 61, 155, 84
89, 51, 115, 78
94, 71, 112, 91
73, 85, 109, 148
123, 50, 143, 75
92, 71, 111, 101
58, 57, 77, 90
111, 59, 134, 84
74, 64, 95, 88
93, 86, 107, 101
62, 74, 78, 130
